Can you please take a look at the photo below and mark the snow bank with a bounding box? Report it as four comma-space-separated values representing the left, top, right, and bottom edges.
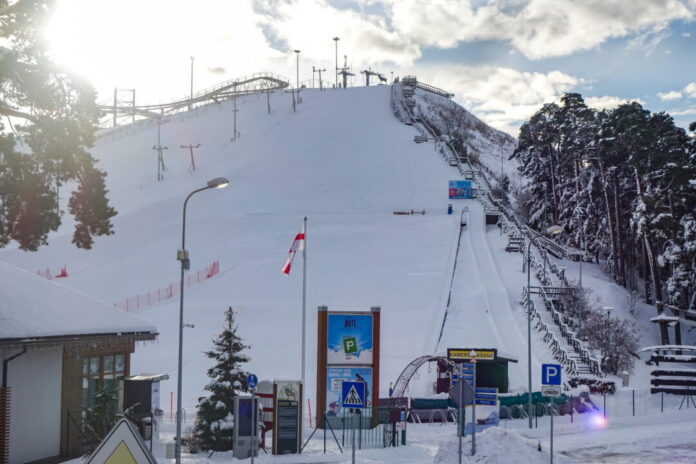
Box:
433, 427, 581, 464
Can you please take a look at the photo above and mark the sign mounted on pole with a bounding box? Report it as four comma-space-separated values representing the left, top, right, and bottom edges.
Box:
341, 381, 366, 409
541, 364, 562, 386
85, 419, 157, 464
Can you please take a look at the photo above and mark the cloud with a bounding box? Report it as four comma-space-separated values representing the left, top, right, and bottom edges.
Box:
657, 90, 683, 100
584, 95, 647, 110
670, 106, 696, 116
414, 65, 581, 135
388, 0, 694, 60
685, 82, 696, 98
683, 32, 692, 37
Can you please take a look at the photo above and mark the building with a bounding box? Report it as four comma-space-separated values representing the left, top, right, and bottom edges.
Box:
0, 261, 158, 464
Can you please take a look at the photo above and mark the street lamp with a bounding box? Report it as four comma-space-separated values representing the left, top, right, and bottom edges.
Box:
294, 49, 301, 91
526, 224, 562, 429
175, 176, 229, 464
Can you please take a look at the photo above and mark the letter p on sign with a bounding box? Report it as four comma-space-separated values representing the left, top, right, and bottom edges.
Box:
541, 364, 562, 386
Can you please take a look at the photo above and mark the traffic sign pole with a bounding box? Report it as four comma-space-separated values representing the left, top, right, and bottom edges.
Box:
471, 358, 476, 457
551, 412, 553, 464
458, 364, 463, 464
352, 409, 356, 464
251, 386, 256, 464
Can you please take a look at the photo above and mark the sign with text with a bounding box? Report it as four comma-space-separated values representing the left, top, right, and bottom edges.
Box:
447, 348, 497, 362
327, 313, 373, 364
326, 367, 372, 415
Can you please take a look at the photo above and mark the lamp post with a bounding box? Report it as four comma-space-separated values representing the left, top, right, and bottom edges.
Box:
333, 37, 339, 88
526, 225, 562, 429
189, 56, 194, 112
175, 177, 229, 464
294, 49, 301, 90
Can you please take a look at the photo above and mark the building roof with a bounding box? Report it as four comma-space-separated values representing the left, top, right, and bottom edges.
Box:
0, 260, 157, 342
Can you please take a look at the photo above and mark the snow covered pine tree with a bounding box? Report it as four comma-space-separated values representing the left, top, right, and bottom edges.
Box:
194, 306, 251, 451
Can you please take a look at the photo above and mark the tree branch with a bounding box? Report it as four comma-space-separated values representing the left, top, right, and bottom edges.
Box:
0, 105, 37, 123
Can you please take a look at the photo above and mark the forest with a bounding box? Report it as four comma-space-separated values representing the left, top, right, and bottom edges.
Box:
512, 93, 696, 343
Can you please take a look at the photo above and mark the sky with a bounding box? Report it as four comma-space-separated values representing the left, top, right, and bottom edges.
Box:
44, 0, 696, 136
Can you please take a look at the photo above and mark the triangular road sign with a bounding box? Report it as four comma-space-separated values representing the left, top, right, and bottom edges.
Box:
344, 385, 363, 406
86, 419, 157, 464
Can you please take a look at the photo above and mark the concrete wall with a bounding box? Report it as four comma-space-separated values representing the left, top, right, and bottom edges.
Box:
1, 347, 63, 464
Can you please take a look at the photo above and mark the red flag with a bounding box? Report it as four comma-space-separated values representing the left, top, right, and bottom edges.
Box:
282, 222, 305, 275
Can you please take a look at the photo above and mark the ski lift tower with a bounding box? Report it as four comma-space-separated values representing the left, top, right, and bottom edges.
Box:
338, 55, 354, 89
361, 68, 387, 86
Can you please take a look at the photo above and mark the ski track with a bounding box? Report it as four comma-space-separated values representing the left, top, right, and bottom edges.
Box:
438, 200, 547, 389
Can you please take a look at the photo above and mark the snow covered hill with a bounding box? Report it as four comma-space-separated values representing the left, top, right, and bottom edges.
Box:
0, 82, 660, 417
2, 85, 477, 409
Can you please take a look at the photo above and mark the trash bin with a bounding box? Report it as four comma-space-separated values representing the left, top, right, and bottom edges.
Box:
448, 204, 453, 215
165, 442, 176, 459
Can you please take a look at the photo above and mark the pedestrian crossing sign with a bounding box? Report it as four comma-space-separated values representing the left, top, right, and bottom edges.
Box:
341, 381, 366, 409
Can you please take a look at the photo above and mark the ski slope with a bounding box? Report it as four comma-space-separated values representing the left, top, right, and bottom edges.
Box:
0, 85, 465, 409
437, 199, 556, 390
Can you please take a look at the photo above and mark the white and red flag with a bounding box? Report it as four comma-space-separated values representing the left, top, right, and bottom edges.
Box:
282, 222, 306, 275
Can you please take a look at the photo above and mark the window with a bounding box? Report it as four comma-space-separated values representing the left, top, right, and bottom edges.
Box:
81, 354, 127, 414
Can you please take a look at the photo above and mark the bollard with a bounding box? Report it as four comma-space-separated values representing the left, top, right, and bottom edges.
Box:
570, 394, 573, 424
632, 390, 635, 417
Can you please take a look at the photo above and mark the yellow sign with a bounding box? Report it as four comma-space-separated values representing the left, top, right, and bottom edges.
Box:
86, 419, 157, 464
105, 442, 137, 464
447, 348, 497, 361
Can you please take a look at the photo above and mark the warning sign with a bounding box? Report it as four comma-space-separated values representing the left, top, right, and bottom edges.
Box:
341, 381, 365, 409
86, 419, 157, 464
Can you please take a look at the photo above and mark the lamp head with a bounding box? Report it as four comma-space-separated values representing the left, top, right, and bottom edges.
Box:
207, 177, 229, 190
546, 225, 563, 235
294, 49, 301, 54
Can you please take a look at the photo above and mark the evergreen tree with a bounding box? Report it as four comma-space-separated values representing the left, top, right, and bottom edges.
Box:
0, 0, 116, 250
194, 306, 250, 451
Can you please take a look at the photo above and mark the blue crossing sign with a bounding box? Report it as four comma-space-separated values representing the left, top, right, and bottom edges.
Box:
541, 364, 562, 386
341, 381, 366, 409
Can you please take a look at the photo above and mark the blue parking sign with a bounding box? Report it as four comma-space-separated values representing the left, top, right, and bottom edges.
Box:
541, 364, 562, 386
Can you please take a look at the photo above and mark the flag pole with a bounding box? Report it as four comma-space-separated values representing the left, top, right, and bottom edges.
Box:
301, 216, 307, 405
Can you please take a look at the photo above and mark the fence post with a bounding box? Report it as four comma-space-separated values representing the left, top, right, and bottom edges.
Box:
661, 391, 664, 413
632, 390, 635, 417
570, 394, 573, 423
603, 393, 607, 418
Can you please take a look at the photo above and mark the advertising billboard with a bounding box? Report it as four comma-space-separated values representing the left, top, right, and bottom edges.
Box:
327, 313, 373, 364
449, 180, 473, 199
325, 367, 373, 416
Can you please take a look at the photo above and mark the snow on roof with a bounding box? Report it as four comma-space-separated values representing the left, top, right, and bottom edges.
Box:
0, 260, 156, 340
650, 314, 680, 322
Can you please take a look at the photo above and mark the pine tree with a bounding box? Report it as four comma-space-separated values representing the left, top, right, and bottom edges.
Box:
194, 307, 250, 451
0, 0, 116, 250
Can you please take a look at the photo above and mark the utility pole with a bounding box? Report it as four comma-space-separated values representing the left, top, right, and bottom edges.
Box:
232, 95, 239, 140
180, 143, 201, 171
333, 37, 339, 88
266, 89, 272, 114
189, 56, 194, 111
317, 68, 326, 90
294, 49, 301, 109
312, 66, 316, 88
153, 118, 168, 181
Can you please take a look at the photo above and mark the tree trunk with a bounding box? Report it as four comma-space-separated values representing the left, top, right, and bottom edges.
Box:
613, 175, 625, 286
634, 168, 669, 344
597, 159, 618, 281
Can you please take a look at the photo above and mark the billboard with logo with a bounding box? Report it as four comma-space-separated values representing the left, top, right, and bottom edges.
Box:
316, 307, 381, 426
449, 180, 473, 199
327, 313, 373, 364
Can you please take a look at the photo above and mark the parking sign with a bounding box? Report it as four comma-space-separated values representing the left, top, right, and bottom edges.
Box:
541, 364, 561, 386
